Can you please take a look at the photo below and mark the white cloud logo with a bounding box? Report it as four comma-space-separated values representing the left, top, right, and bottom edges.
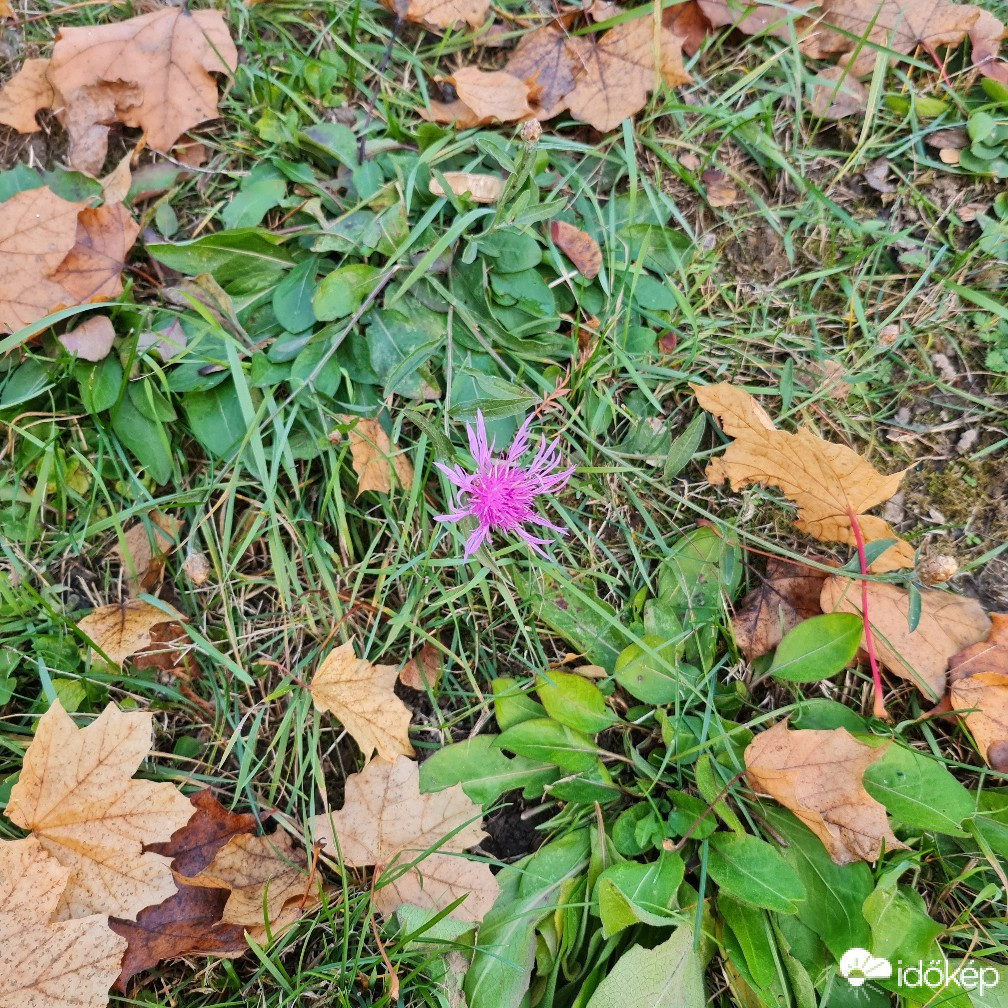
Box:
840, 948, 892, 987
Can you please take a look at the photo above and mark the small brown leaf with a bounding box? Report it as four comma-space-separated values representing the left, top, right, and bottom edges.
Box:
112, 510, 182, 596
380, 0, 490, 30
745, 720, 904, 865
77, 598, 186, 667
449, 67, 532, 123
663, 1, 711, 55
429, 171, 505, 203
101, 152, 133, 204
693, 382, 915, 573
701, 168, 738, 207
697, 0, 817, 39
732, 557, 828, 661
505, 26, 586, 119
949, 614, 1008, 770
550, 220, 602, 280
821, 576, 991, 699
337, 415, 415, 495
970, 10, 1008, 82
50, 203, 140, 305
808, 64, 868, 119
0, 58, 55, 133
58, 313, 116, 361
310, 641, 414, 761
565, 16, 690, 132
400, 641, 443, 691
0, 836, 127, 1008
313, 756, 496, 921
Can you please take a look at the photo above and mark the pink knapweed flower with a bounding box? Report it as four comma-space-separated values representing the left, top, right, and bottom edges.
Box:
436, 411, 574, 559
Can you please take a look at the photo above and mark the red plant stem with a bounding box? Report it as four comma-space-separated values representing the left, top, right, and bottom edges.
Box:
848, 509, 889, 720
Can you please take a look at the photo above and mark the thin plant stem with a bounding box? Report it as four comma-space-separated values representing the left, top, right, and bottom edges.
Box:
848, 508, 889, 720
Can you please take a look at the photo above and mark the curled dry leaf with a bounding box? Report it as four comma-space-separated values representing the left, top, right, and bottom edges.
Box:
429, 171, 505, 203
745, 719, 904, 865
100, 153, 133, 205
948, 614, 1008, 771
0, 57, 55, 132
970, 9, 1008, 82
425, 69, 532, 128
821, 576, 991, 699
312, 756, 498, 922
50, 203, 141, 304
693, 382, 915, 573
0, 836, 127, 1008
5, 701, 194, 921
77, 598, 187, 667
400, 640, 443, 691
112, 510, 182, 597
310, 640, 414, 761
336, 415, 416, 495
700, 168, 738, 207
550, 220, 602, 280
564, 16, 690, 132
58, 313, 116, 362
731, 557, 828, 661
379, 0, 490, 30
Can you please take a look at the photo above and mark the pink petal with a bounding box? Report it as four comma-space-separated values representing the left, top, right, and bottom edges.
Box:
463, 524, 490, 558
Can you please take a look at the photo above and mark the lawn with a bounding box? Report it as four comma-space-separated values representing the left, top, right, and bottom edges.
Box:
2, 1, 1008, 1006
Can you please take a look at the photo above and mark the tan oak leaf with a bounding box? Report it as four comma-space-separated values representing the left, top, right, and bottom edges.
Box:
336, 415, 415, 496
312, 756, 496, 921
5, 701, 194, 920
822, 576, 991, 699
745, 720, 905, 864
0, 836, 127, 1008
0, 58, 55, 133
949, 614, 1008, 771
310, 641, 414, 761
505, 26, 587, 119
77, 598, 187, 667
693, 382, 915, 573
379, 0, 490, 30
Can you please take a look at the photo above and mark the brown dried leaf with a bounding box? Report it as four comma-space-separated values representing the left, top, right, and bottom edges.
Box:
77, 598, 186, 667
0, 186, 85, 333
693, 382, 915, 573
970, 10, 1008, 82
550, 220, 602, 279
380, 0, 490, 30
809, 64, 868, 119
313, 756, 497, 921
101, 153, 133, 204
400, 641, 443, 691
0, 58, 55, 133
821, 576, 991, 699
701, 168, 738, 206
450, 67, 532, 123
59, 81, 144, 176
949, 614, 1008, 770
112, 510, 182, 596
337, 415, 415, 495
697, 0, 817, 39
745, 720, 904, 864
49, 7, 238, 156
732, 557, 828, 661
58, 313, 116, 362
5, 701, 194, 920
565, 16, 690, 132
429, 171, 505, 203
0, 836, 127, 1008
505, 26, 585, 119
663, 1, 711, 55
50, 203, 140, 305
310, 640, 414, 761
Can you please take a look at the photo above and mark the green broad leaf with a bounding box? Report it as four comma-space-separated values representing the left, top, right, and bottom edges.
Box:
769, 613, 863, 683
110, 392, 174, 484
313, 264, 381, 321
395, 904, 474, 949
536, 672, 618, 735
790, 698, 868, 733
147, 229, 293, 286
761, 805, 872, 960
2, 358, 52, 408
862, 744, 974, 835
489, 268, 555, 316
76, 355, 123, 415
221, 166, 286, 230
182, 380, 250, 458
299, 122, 357, 166
0, 674, 15, 705
706, 833, 806, 914
271, 256, 318, 333
518, 574, 629, 674
466, 833, 590, 1008
596, 852, 685, 937
480, 228, 543, 272
613, 636, 692, 705
666, 792, 717, 841
0, 164, 43, 200
863, 868, 943, 966
612, 803, 663, 856
492, 678, 548, 731
969, 111, 998, 144
659, 526, 741, 613
718, 897, 778, 991
664, 412, 707, 480
496, 718, 599, 773
418, 736, 556, 807
366, 306, 439, 398
585, 923, 705, 1008
546, 761, 621, 805
626, 271, 678, 311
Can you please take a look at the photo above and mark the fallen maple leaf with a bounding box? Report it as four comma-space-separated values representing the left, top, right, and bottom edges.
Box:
58, 313, 116, 362
692, 382, 915, 573
550, 220, 602, 280
821, 576, 991, 699
77, 598, 187, 667
732, 557, 828, 661
564, 15, 690, 132
313, 756, 498, 921
424, 68, 532, 128
101, 153, 133, 205
112, 511, 182, 596
969, 9, 1008, 82
400, 640, 443, 691
50, 204, 140, 304
111, 791, 260, 991
48, 7, 237, 162
949, 614, 1008, 771
697, 0, 816, 39
4, 700, 194, 921
663, 1, 711, 55
505, 26, 586, 119
745, 719, 905, 864
379, 0, 490, 30
0, 836, 127, 1008
0, 57, 55, 132
337, 415, 415, 496
310, 640, 414, 761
